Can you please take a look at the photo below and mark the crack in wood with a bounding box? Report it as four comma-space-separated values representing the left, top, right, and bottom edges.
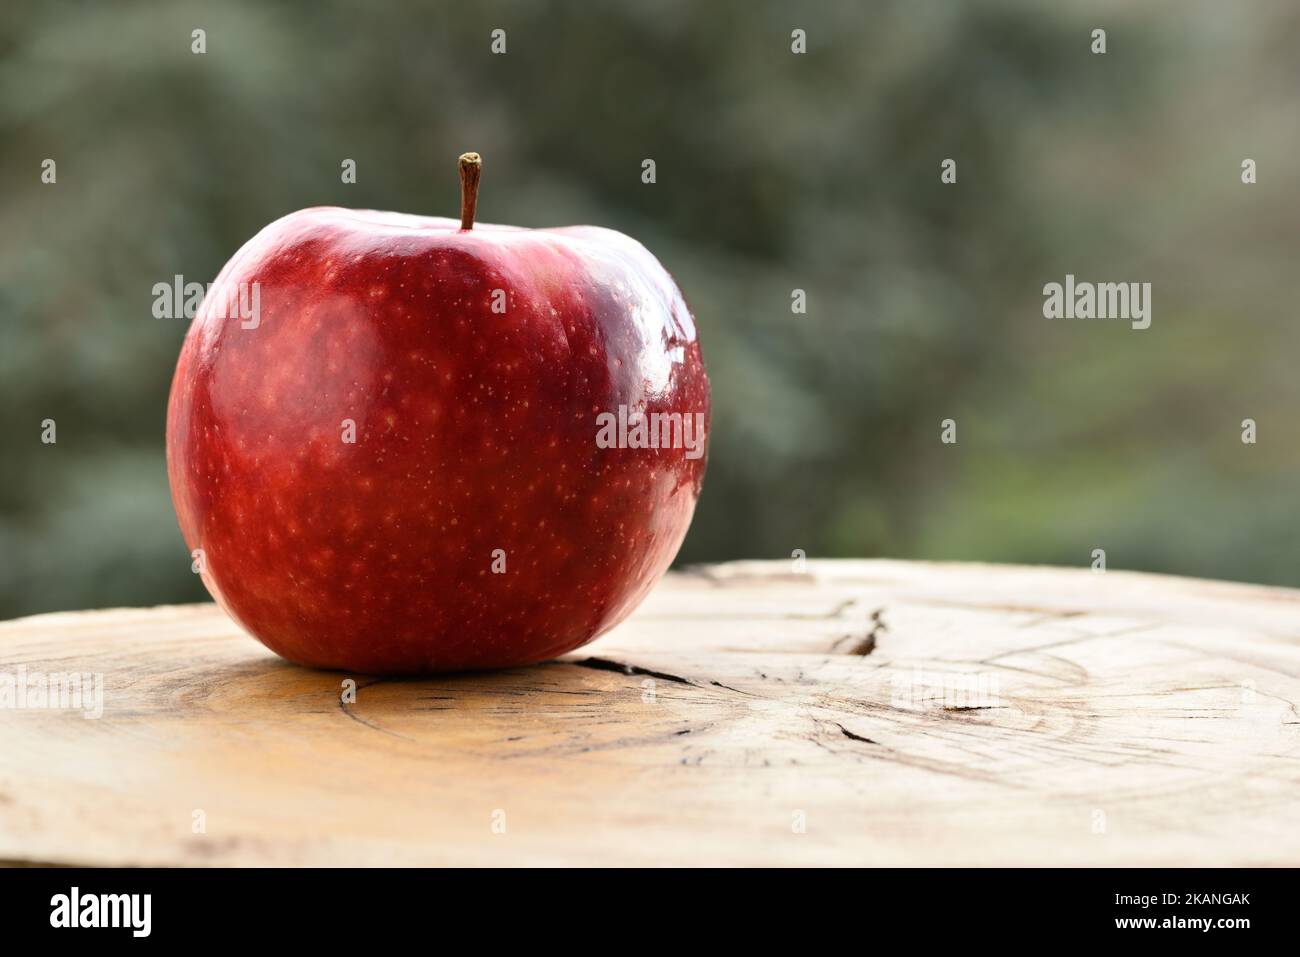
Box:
336, 678, 419, 741
836, 723, 880, 745
830, 606, 886, 656
568, 656, 693, 686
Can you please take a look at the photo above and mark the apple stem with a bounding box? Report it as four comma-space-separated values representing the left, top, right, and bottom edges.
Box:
459, 152, 482, 230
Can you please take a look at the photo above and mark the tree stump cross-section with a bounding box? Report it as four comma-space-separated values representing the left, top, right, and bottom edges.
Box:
1, 560, 1298, 866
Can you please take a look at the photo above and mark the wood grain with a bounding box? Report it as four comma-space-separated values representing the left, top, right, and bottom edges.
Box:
2, 560, 1298, 866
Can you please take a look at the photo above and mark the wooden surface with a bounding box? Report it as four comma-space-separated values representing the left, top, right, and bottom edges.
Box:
2, 560, 1299, 867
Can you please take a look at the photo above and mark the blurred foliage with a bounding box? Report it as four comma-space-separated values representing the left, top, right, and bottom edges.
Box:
3, 0, 1299, 617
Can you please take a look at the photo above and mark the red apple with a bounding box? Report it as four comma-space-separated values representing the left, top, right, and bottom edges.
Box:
166, 153, 709, 673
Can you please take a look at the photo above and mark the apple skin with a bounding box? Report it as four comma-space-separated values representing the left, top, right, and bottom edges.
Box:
166, 207, 709, 673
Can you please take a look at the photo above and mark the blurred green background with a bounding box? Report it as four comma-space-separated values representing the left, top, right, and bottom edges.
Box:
3, 0, 1298, 618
